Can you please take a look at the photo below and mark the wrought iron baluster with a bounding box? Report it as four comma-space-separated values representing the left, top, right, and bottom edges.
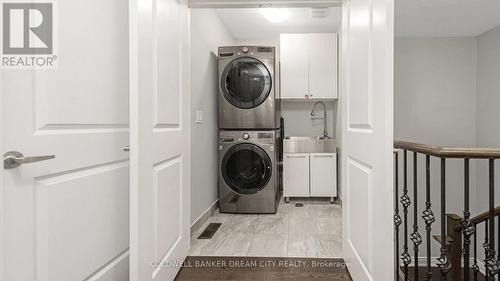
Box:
473, 223, 479, 281
411, 152, 422, 281
486, 159, 499, 280
422, 155, 435, 281
498, 215, 500, 262
401, 150, 411, 280
394, 150, 402, 281
437, 158, 451, 280
497, 216, 500, 281
462, 158, 475, 281
484, 221, 490, 279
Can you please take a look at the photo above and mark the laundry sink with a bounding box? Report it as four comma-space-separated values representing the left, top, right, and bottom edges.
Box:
283, 136, 337, 153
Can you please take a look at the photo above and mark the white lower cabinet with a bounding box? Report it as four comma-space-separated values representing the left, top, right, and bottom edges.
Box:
283, 153, 310, 197
310, 153, 337, 197
283, 153, 337, 200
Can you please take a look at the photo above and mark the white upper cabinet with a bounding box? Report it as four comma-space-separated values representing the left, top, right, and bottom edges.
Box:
280, 33, 338, 100
309, 34, 338, 99
280, 34, 309, 99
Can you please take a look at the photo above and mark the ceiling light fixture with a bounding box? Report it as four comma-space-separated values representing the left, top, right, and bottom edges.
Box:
260, 8, 290, 23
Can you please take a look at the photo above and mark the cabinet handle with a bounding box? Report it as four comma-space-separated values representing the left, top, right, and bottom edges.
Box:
314, 155, 334, 158
286, 155, 306, 159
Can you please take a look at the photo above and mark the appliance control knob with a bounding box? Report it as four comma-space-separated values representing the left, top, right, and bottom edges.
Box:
242, 47, 249, 53
242, 133, 250, 140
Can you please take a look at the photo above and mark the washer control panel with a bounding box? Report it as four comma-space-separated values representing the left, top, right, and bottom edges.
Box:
219, 131, 277, 145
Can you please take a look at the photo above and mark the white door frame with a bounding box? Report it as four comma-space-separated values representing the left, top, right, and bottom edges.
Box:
188, 0, 341, 8
187, 1, 394, 279
128, 0, 138, 278
128, 1, 394, 280
0, 70, 4, 281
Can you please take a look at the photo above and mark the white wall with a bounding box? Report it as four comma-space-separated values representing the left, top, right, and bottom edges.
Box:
395, 38, 478, 256
476, 25, 500, 214
190, 10, 235, 224
395, 38, 477, 147
281, 100, 337, 137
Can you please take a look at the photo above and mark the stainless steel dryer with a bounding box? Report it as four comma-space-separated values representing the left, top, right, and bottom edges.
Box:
218, 46, 280, 129
218, 130, 280, 214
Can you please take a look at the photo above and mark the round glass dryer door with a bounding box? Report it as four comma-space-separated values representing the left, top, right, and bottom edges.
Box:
221, 143, 272, 195
221, 57, 272, 109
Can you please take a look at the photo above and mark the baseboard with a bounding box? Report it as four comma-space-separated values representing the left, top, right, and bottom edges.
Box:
407, 257, 486, 275
190, 200, 219, 236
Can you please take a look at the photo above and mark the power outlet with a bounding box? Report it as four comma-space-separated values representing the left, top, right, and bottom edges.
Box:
195, 110, 203, 124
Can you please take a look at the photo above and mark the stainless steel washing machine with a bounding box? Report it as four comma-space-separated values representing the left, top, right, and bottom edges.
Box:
218, 46, 280, 129
218, 130, 280, 214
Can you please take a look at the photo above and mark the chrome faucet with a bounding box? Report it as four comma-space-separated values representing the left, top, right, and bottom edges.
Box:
310, 101, 329, 139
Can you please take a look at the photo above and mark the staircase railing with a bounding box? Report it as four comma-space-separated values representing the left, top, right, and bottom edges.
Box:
394, 140, 500, 281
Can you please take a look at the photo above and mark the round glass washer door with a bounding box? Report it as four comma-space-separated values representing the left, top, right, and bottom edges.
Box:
221, 57, 272, 109
221, 143, 272, 195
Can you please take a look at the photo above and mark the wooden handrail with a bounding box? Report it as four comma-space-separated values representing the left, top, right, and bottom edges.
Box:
454, 206, 500, 230
394, 140, 500, 159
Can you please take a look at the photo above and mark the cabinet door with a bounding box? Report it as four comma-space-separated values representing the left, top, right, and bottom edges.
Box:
310, 153, 337, 197
283, 153, 310, 197
308, 33, 338, 99
280, 34, 309, 99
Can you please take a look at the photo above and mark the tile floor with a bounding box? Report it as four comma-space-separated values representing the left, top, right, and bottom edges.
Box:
189, 197, 343, 258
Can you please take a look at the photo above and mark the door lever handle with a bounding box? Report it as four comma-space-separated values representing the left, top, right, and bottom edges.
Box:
4, 151, 55, 169
123, 145, 130, 152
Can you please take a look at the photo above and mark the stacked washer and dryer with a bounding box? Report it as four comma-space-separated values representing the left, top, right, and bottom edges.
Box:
217, 46, 282, 214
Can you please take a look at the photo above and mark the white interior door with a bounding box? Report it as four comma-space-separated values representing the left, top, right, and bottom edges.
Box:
129, 0, 190, 280
340, 0, 394, 280
1, 1, 130, 281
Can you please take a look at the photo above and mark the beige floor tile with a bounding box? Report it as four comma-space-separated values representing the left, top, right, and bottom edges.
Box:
315, 234, 343, 258
307, 205, 340, 218
192, 231, 254, 256
227, 215, 261, 233
316, 217, 342, 235
189, 196, 343, 258
214, 232, 255, 256
289, 217, 318, 234
285, 204, 310, 218
287, 234, 318, 257
255, 217, 289, 234
246, 233, 288, 257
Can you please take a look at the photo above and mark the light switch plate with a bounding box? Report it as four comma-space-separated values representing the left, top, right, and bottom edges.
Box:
195, 110, 203, 124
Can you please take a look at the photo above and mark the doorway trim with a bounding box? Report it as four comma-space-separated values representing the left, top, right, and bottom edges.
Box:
188, 0, 341, 9
0, 68, 4, 281
187, 0, 347, 260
